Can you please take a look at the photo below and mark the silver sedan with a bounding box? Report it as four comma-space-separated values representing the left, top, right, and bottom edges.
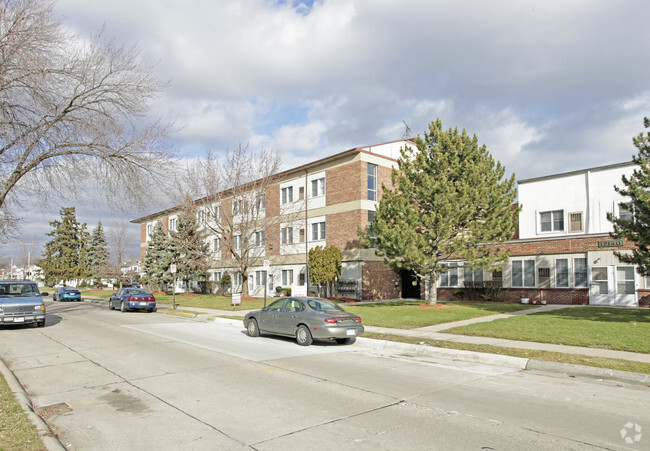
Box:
243, 297, 364, 346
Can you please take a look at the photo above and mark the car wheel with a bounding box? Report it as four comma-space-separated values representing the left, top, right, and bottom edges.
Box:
247, 318, 260, 337
109, 301, 114, 310
335, 337, 356, 345
296, 325, 313, 346
120, 301, 126, 312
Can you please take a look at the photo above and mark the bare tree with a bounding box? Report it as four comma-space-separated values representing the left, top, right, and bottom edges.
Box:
180, 145, 284, 297
0, 0, 175, 237
108, 216, 133, 276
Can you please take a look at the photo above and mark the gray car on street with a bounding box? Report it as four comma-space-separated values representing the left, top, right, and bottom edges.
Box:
243, 297, 364, 346
0, 280, 47, 328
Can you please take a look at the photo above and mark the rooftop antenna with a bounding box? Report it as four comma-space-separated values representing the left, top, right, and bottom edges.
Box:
402, 121, 412, 139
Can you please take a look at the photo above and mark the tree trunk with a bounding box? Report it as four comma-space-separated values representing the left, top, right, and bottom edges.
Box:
241, 271, 249, 297
427, 272, 438, 306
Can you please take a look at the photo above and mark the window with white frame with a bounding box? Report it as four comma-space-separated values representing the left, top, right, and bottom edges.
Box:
254, 230, 266, 247
233, 198, 243, 215
146, 224, 152, 238
440, 264, 459, 287
298, 186, 305, 200
617, 267, 635, 295
256, 193, 266, 212
281, 186, 294, 204
213, 271, 222, 282
311, 178, 325, 197
512, 260, 536, 287
282, 269, 294, 286
311, 222, 326, 241
368, 163, 377, 201
281, 227, 293, 244
298, 228, 305, 243
212, 205, 222, 223
197, 210, 206, 224
233, 272, 242, 286
555, 258, 569, 288
540, 210, 564, 232
574, 257, 587, 288
233, 234, 241, 250
213, 237, 221, 253
255, 270, 267, 286
619, 202, 634, 222
463, 266, 483, 282
168, 217, 177, 232
568, 212, 583, 233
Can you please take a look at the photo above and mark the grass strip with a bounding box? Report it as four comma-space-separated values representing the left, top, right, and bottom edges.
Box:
0, 372, 46, 450
364, 332, 650, 375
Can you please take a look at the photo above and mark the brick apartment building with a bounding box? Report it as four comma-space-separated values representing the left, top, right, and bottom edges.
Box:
133, 139, 417, 299
134, 146, 646, 307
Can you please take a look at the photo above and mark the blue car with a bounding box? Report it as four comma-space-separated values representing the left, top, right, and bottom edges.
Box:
53, 286, 82, 302
109, 288, 156, 312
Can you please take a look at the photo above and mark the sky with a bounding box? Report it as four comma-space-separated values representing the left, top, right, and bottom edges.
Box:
2, 0, 650, 263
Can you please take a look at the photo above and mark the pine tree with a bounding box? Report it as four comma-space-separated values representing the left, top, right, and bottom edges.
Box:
142, 221, 174, 290
170, 206, 209, 292
39, 207, 91, 285
309, 245, 342, 297
86, 220, 111, 284
360, 119, 519, 305
609, 117, 650, 275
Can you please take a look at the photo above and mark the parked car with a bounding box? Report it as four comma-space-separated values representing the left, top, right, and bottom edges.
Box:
243, 297, 363, 346
130, 282, 141, 289
0, 281, 47, 328
53, 286, 81, 302
109, 288, 156, 312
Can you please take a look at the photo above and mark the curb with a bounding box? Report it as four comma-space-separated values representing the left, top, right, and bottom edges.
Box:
356, 337, 529, 369
356, 337, 650, 386
526, 359, 650, 386
0, 358, 67, 450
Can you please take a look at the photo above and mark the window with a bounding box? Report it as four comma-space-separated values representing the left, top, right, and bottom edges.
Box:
368, 163, 377, 201
146, 224, 152, 237
512, 260, 535, 287
617, 267, 635, 295
256, 194, 266, 212
440, 264, 458, 287
212, 205, 222, 223
298, 186, 305, 200
311, 178, 325, 197
233, 199, 243, 215
464, 267, 483, 282
540, 210, 564, 232
574, 257, 587, 288
556, 259, 569, 288
281, 227, 293, 244
298, 273, 306, 286
568, 212, 583, 233
213, 271, 222, 282
299, 228, 305, 243
281, 187, 294, 204
213, 237, 221, 252
311, 222, 325, 241
197, 210, 206, 223
492, 270, 503, 284
255, 271, 267, 286
254, 231, 266, 247
619, 203, 634, 222
282, 269, 294, 286
233, 234, 241, 250
169, 218, 177, 232
234, 272, 242, 286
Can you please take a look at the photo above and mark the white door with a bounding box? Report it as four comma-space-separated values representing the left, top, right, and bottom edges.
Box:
589, 266, 611, 305
614, 266, 637, 306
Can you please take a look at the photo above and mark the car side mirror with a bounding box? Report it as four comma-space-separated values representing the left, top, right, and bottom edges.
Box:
40, 292, 49, 297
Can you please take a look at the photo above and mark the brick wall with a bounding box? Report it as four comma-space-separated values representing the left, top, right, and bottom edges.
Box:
327, 161, 364, 205
362, 261, 401, 299
499, 235, 634, 256
328, 210, 364, 250
437, 287, 590, 304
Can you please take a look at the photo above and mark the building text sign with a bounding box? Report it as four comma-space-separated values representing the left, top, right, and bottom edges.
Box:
598, 239, 625, 248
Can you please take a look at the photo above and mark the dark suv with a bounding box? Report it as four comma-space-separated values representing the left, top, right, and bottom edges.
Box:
0, 281, 47, 327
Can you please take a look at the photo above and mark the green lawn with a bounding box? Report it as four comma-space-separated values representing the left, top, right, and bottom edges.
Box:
344, 301, 534, 328
80, 289, 277, 311
444, 307, 650, 354
0, 373, 45, 450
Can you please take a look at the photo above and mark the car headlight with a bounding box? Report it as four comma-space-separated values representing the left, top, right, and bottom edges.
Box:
34, 305, 44, 311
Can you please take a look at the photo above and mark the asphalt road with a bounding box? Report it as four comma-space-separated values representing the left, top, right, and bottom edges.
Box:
0, 299, 647, 450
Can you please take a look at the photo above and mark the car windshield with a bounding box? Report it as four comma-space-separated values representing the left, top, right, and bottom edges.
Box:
0, 283, 40, 297
306, 298, 344, 312
128, 289, 150, 296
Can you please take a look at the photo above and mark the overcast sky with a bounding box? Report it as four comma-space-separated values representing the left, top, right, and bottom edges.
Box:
3, 0, 650, 263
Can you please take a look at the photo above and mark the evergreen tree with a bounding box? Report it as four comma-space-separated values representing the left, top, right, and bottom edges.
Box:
170, 206, 209, 292
360, 119, 519, 305
309, 245, 342, 297
608, 117, 650, 275
142, 221, 174, 290
86, 220, 111, 284
39, 207, 91, 285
